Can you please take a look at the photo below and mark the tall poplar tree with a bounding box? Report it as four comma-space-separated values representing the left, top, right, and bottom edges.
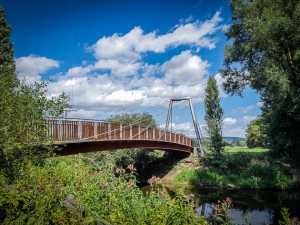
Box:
0, 7, 15, 68
204, 76, 224, 157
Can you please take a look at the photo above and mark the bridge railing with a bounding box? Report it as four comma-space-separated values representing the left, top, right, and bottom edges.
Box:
46, 118, 195, 147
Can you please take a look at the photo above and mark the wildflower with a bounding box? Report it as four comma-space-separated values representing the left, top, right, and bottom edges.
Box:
147, 176, 161, 186
100, 181, 108, 188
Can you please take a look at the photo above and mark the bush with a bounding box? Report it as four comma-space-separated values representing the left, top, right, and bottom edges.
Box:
177, 152, 294, 188
0, 154, 207, 224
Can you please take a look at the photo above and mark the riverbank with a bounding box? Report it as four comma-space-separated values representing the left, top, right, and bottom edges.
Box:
138, 152, 300, 190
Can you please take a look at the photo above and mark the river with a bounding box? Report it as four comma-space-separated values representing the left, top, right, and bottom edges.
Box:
141, 185, 300, 224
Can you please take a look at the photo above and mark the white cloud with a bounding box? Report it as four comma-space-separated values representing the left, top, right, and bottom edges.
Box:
15, 55, 59, 84
223, 126, 246, 137
17, 12, 228, 124
87, 11, 225, 61
242, 116, 256, 124
257, 101, 263, 107
232, 104, 256, 114
160, 122, 197, 138
161, 50, 209, 86
223, 118, 237, 126
67, 109, 100, 119
241, 105, 256, 113
94, 59, 141, 77
47, 49, 209, 113
214, 73, 227, 98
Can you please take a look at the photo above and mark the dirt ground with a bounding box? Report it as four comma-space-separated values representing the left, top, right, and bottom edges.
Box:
160, 156, 199, 183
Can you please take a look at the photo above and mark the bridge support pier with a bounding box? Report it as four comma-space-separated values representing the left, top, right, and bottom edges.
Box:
160, 151, 169, 157
193, 147, 200, 157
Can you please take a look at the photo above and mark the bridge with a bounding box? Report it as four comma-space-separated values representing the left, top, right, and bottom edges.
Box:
48, 119, 197, 156
48, 97, 204, 157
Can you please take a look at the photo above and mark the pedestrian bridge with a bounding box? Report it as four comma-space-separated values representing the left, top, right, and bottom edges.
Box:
48, 119, 197, 156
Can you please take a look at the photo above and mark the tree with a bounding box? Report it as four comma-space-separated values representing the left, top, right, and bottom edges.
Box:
204, 76, 224, 157
0, 7, 15, 69
105, 112, 157, 170
0, 7, 71, 181
246, 117, 267, 148
221, 0, 300, 157
106, 112, 157, 128
233, 138, 246, 147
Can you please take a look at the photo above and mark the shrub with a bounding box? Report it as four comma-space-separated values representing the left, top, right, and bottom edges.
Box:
0, 154, 207, 224
177, 153, 293, 188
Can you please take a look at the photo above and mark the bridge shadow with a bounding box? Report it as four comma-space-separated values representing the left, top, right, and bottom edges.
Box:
137, 152, 190, 186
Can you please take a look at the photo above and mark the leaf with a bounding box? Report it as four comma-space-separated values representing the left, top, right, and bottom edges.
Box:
12, 200, 19, 207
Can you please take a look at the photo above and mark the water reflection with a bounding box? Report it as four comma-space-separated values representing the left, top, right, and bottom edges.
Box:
141, 185, 300, 224
195, 202, 274, 224
189, 187, 300, 224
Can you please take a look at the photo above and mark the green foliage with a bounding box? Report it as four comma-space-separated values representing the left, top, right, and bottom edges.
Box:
85, 149, 158, 173
246, 117, 267, 148
204, 76, 224, 157
0, 7, 71, 182
232, 138, 246, 147
106, 112, 157, 128
279, 208, 300, 225
105, 112, 158, 172
0, 80, 70, 182
221, 0, 300, 158
175, 152, 294, 188
225, 146, 269, 154
0, 155, 208, 224
209, 198, 233, 225
0, 7, 15, 70
111, 149, 157, 172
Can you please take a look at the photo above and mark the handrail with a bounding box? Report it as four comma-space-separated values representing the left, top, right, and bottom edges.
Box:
46, 118, 195, 148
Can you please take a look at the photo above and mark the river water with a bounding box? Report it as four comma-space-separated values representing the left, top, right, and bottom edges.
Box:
141, 185, 300, 224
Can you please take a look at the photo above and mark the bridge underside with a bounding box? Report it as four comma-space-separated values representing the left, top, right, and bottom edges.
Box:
55, 140, 193, 156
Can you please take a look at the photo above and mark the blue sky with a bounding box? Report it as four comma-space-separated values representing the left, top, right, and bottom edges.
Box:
0, 0, 261, 138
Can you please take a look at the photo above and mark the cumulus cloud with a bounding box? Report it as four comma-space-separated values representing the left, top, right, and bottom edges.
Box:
161, 50, 210, 86
66, 109, 100, 119
232, 104, 256, 114
16, 12, 229, 137
223, 118, 237, 126
15, 55, 59, 84
94, 59, 141, 77
214, 73, 227, 98
242, 116, 256, 124
223, 126, 246, 137
159, 122, 197, 138
257, 101, 263, 107
87, 11, 225, 61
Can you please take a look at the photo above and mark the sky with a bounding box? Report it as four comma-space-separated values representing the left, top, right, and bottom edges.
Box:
0, 0, 261, 138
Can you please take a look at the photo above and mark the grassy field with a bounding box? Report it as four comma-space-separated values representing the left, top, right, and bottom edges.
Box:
224, 146, 269, 153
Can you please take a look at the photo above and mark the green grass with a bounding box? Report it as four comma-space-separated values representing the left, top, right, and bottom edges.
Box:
225, 146, 269, 153
175, 148, 295, 189
174, 165, 293, 188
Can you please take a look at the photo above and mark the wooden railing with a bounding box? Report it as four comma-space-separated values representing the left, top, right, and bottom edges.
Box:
47, 118, 195, 147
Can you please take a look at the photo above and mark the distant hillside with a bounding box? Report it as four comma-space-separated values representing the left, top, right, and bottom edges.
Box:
198, 137, 246, 142
224, 137, 246, 143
